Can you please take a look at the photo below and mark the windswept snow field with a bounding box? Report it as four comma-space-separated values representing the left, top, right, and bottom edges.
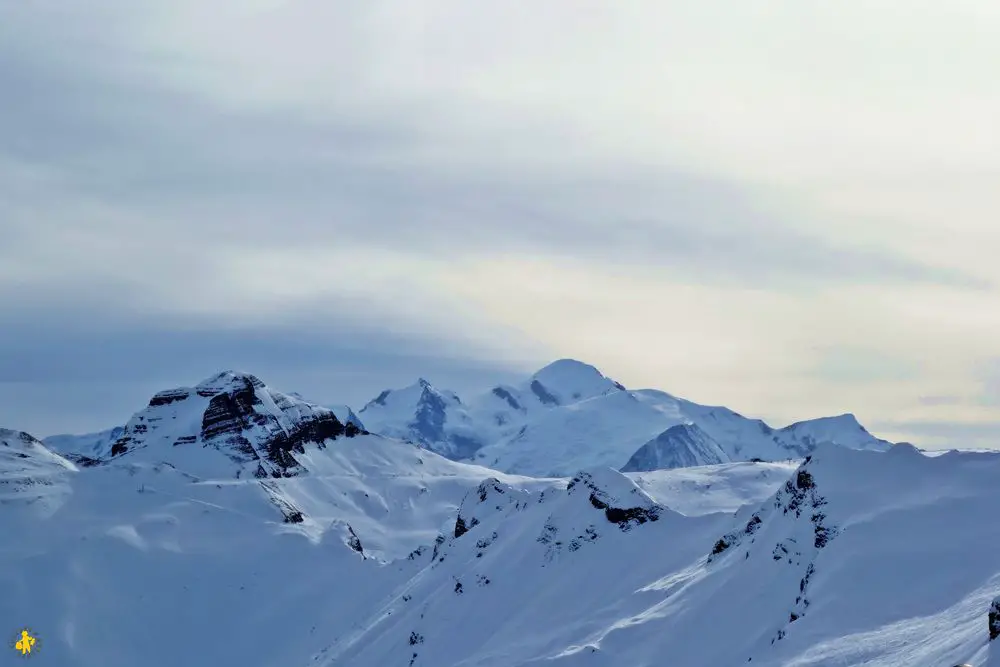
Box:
3, 363, 998, 666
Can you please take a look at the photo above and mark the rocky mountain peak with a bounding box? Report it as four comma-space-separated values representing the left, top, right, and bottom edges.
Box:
88, 372, 367, 478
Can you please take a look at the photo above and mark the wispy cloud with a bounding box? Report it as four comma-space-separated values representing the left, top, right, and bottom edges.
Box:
1, 3, 987, 292
1, 2, 998, 443
917, 396, 965, 407
871, 419, 1000, 450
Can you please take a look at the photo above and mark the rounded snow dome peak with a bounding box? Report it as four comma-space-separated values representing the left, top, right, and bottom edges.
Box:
534, 358, 604, 378
530, 359, 626, 402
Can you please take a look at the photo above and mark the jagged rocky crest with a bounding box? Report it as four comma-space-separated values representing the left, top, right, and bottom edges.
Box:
709, 456, 836, 562
448, 469, 664, 568
565, 469, 663, 531
705, 454, 840, 647
454, 478, 529, 540
99, 371, 366, 478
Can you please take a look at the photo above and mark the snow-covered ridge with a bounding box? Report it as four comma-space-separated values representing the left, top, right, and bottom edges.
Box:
358, 358, 895, 476
4, 414, 1000, 666
37, 359, 895, 478
321, 444, 1000, 667
777, 412, 886, 451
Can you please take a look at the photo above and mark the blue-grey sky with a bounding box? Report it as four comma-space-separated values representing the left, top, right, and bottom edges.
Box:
2, 1, 998, 447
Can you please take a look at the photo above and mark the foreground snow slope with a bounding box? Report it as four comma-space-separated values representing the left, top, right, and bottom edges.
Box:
360, 358, 894, 476
3, 428, 998, 666
6, 369, 996, 667
0, 428, 563, 666
319, 444, 1000, 667
0, 404, 792, 667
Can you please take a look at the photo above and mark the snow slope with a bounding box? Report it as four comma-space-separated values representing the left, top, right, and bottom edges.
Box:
0, 418, 562, 666
2, 417, 998, 667
778, 413, 890, 452
474, 388, 685, 476
13, 371, 563, 560
0, 428, 77, 518
627, 460, 800, 516
315, 444, 1000, 667
43, 425, 124, 463
360, 359, 894, 476
620, 422, 730, 471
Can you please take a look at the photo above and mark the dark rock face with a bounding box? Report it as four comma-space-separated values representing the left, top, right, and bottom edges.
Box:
709, 457, 836, 563
410, 386, 448, 444
201, 378, 266, 441
478, 479, 506, 503
454, 515, 470, 539
369, 390, 391, 407
68, 454, 103, 467
264, 411, 353, 472
346, 525, 364, 556
710, 512, 763, 560
148, 388, 191, 407
455, 479, 511, 538
101, 371, 367, 476
566, 471, 663, 532
491, 387, 522, 411
529, 380, 560, 406
707, 458, 837, 648
990, 598, 1000, 641
587, 492, 660, 529
387, 383, 482, 460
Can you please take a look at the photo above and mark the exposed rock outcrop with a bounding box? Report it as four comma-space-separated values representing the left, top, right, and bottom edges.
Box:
91, 371, 366, 478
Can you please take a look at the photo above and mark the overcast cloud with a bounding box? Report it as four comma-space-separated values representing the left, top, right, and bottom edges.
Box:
1, 1, 998, 447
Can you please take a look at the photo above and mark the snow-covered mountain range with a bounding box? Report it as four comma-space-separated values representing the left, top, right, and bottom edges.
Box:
5, 364, 998, 667
356, 358, 892, 476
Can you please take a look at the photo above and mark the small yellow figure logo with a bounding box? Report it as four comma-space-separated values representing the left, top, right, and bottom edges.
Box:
14, 629, 35, 656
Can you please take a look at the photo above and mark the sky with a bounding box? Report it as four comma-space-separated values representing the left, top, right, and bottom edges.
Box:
1, 1, 998, 447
